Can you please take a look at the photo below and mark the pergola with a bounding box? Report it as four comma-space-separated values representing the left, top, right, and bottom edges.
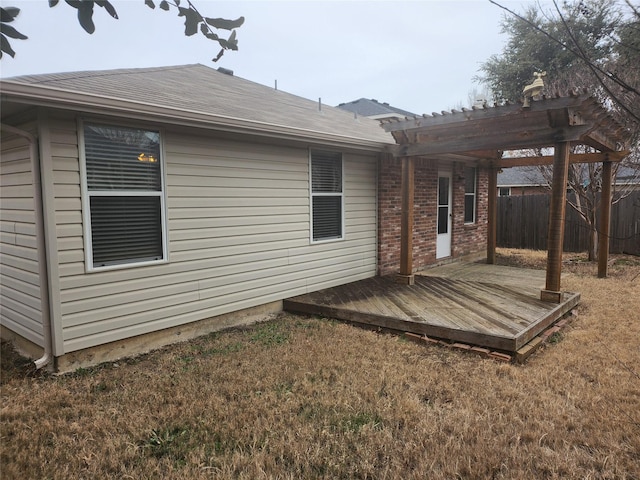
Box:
381, 90, 630, 303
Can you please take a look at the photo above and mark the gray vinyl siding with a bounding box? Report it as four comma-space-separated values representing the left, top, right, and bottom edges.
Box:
52, 119, 84, 270
0, 127, 44, 346
54, 122, 378, 353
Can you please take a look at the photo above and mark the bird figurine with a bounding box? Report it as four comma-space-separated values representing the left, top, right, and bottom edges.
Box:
522, 72, 546, 107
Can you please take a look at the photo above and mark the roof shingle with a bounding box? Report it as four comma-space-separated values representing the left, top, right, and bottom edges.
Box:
3, 64, 393, 145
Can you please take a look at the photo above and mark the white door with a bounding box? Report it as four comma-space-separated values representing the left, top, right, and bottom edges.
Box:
436, 172, 452, 259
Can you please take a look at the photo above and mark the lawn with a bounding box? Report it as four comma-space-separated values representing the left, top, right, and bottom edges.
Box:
1, 249, 639, 479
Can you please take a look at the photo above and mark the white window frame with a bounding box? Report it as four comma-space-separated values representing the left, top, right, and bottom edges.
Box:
464, 166, 477, 224
499, 187, 511, 196
79, 119, 169, 272
309, 149, 345, 243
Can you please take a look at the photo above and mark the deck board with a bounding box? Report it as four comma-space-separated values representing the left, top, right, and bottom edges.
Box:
284, 263, 580, 352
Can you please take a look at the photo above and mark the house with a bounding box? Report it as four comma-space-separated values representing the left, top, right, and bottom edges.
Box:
497, 166, 548, 195
1, 64, 489, 371
615, 164, 640, 190
498, 164, 639, 196
4, 65, 628, 370
337, 98, 416, 121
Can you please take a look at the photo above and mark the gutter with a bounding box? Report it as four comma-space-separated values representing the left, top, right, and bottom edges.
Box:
1, 123, 52, 369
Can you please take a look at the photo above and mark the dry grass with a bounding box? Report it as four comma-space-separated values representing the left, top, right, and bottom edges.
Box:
2, 249, 639, 479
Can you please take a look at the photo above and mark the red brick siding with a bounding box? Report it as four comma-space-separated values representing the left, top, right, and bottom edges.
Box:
378, 157, 488, 276
412, 159, 438, 269
378, 156, 402, 275
452, 164, 488, 258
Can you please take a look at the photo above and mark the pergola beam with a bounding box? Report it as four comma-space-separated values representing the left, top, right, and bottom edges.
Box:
381, 93, 595, 133
498, 151, 627, 168
584, 128, 624, 152
389, 125, 594, 158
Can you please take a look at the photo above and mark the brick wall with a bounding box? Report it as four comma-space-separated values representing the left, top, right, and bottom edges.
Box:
378, 156, 402, 275
378, 157, 488, 276
451, 163, 489, 258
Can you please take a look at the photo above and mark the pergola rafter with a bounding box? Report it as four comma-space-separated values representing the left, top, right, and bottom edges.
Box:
381, 90, 631, 302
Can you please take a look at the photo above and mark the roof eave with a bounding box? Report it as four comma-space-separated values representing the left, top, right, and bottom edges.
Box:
1, 81, 392, 151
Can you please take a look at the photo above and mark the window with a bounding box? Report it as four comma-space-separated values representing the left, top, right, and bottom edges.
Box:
464, 167, 476, 224
81, 122, 166, 270
310, 150, 343, 242
438, 176, 450, 234
499, 187, 511, 196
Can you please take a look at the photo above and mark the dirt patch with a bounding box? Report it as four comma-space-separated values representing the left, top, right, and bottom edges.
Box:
1, 249, 639, 479
0, 341, 39, 385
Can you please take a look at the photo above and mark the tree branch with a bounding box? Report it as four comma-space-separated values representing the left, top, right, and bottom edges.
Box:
488, 0, 640, 122
550, 0, 640, 121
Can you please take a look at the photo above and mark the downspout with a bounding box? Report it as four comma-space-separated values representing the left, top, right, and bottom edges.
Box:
1, 123, 52, 369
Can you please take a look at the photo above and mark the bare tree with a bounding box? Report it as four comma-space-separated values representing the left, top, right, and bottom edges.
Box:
480, 0, 639, 260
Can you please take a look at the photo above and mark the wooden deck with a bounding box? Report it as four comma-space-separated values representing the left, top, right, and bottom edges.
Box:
284, 262, 580, 352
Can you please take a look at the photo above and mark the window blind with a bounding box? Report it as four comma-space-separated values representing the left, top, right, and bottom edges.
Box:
311, 151, 343, 241
85, 125, 161, 191
312, 151, 342, 193
83, 123, 165, 269
90, 196, 163, 266
312, 196, 342, 241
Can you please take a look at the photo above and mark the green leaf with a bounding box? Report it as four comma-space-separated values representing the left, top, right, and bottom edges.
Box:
0, 32, 16, 58
205, 16, 245, 31
159, 1, 169, 11
144, 0, 155, 9
0, 7, 20, 22
76, 1, 96, 34
0, 23, 28, 40
178, 7, 201, 37
96, 1, 118, 19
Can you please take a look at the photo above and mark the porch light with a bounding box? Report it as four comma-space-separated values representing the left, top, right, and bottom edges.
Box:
138, 153, 157, 163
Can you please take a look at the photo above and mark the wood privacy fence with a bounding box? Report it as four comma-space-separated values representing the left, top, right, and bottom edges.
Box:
497, 190, 640, 255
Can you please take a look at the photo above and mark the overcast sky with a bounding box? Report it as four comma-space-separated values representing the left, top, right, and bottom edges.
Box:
0, 0, 543, 114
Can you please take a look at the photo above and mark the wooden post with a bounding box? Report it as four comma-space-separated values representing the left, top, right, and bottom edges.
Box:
399, 156, 415, 284
487, 166, 498, 264
541, 142, 570, 303
598, 161, 612, 278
